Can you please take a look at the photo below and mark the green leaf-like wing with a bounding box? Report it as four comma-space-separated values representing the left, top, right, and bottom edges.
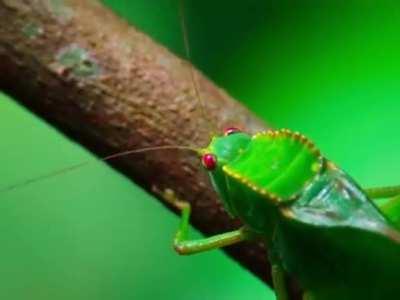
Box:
277, 164, 400, 300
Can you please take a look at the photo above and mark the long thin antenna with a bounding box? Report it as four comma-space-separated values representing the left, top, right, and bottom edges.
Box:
1, 2, 214, 194
178, 0, 217, 135
0, 145, 200, 193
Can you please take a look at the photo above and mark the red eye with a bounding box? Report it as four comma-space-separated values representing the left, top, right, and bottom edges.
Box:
224, 127, 241, 136
202, 153, 217, 170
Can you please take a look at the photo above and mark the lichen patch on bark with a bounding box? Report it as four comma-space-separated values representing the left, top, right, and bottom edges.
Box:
54, 44, 101, 78
44, 0, 73, 22
21, 22, 44, 39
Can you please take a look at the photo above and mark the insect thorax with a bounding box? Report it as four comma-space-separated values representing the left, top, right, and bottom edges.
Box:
205, 129, 323, 234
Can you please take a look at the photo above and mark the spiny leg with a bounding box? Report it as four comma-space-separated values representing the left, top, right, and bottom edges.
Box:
365, 185, 400, 199
161, 189, 255, 255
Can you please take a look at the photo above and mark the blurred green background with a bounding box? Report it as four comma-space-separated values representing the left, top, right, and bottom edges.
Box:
1, 0, 400, 299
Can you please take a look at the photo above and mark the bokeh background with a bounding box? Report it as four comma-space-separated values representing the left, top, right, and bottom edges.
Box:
1, 0, 400, 299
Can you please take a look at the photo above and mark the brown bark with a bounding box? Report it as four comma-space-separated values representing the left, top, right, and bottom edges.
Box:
0, 0, 299, 298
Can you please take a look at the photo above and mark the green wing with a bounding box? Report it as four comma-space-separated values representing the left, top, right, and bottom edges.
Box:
277, 164, 400, 300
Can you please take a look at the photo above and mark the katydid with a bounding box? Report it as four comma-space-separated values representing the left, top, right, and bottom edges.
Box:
163, 3, 400, 298
1, 1, 400, 300
162, 127, 400, 300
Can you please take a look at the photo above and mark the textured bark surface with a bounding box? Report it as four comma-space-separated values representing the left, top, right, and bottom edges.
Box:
0, 0, 300, 298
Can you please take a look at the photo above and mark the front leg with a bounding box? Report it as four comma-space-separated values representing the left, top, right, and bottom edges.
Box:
163, 188, 292, 299
162, 188, 255, 255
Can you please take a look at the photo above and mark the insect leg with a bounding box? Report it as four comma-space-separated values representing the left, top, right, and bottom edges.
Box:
271, 263, 289, 300
365, 185, 400, 199
269, 228, 289, 300
161, 189, 255, 255
377, 195, 400, 228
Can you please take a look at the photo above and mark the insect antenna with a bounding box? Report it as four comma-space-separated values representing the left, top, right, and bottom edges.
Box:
1, 2, 214, 195
178, 0, 218, 137
0, 145, 201, 194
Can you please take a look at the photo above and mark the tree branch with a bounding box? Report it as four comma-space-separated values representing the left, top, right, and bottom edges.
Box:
0, 1, 300, 298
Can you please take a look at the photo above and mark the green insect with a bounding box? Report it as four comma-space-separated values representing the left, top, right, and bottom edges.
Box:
162, 127, 400, 300
2, 2, 399, 299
